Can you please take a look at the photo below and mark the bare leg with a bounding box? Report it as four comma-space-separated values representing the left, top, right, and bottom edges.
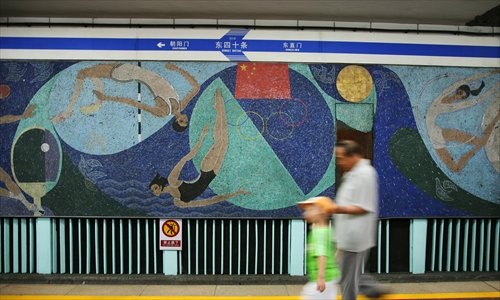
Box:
441, 128, 482, 147
437, 128, 482, 173
52, 64, 115, 123
80, 77, 106, 115
52, 76, 85, 122
167, 125, 210, 186
201, 89, 229, 174
92, 91, 171, 117
439, 110, 500, 173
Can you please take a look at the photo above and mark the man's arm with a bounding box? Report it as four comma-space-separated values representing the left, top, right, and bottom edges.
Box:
333, 204, 367, 215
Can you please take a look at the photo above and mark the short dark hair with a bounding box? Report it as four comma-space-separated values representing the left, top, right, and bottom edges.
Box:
335, 140, 363, 157
172, 120, 188, 132
149, 173, 168, 190
457, 81, 485, 98
457, 85, 471, 98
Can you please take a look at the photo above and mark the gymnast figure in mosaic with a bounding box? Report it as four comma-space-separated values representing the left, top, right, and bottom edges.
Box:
52, 63, 199, 132
149, 89, 249, 207
426, 70, 500, 173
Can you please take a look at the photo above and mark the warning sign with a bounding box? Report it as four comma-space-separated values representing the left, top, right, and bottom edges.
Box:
159, 219, 182, 250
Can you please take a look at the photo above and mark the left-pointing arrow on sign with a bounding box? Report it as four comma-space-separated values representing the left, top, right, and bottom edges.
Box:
157, 42, 165, 48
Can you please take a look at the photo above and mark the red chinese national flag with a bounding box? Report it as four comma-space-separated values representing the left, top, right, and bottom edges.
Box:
235, 63, 291, 99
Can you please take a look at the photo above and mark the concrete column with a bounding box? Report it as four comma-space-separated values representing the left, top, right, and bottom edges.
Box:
410, 219, 427, 274
36, 218, 52, 274
289, 219, 305, 276
163, 250, 178, 275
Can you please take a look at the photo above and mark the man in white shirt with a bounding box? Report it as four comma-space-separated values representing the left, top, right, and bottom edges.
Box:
332, 140, 386, 300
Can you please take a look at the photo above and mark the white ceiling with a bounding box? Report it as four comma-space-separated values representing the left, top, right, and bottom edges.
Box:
0, 0, 499, 26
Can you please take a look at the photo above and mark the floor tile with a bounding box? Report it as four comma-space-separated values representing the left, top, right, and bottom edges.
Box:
0, 284, 76, 295
141, 285, 216, 296
484, 281, 500, 291
286, 284, 304, 295
67, 284, 145, 295
215, 285, 289, 296
385, 281, 498, 294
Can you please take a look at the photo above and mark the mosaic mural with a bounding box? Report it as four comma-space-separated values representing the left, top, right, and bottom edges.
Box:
0, 61, 498, 218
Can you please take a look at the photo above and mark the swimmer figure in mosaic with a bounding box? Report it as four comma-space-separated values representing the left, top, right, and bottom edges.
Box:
52, 63, 199, 132
426, 70, 500, 173
149, 89, 249, 207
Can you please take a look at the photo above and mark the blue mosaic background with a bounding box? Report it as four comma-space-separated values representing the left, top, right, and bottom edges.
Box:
0, 61, 498, 218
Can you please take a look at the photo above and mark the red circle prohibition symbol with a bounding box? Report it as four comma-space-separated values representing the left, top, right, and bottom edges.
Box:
162, 220, 180, 237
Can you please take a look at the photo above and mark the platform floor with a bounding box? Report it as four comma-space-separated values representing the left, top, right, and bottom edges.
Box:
1, 280, 499, 299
